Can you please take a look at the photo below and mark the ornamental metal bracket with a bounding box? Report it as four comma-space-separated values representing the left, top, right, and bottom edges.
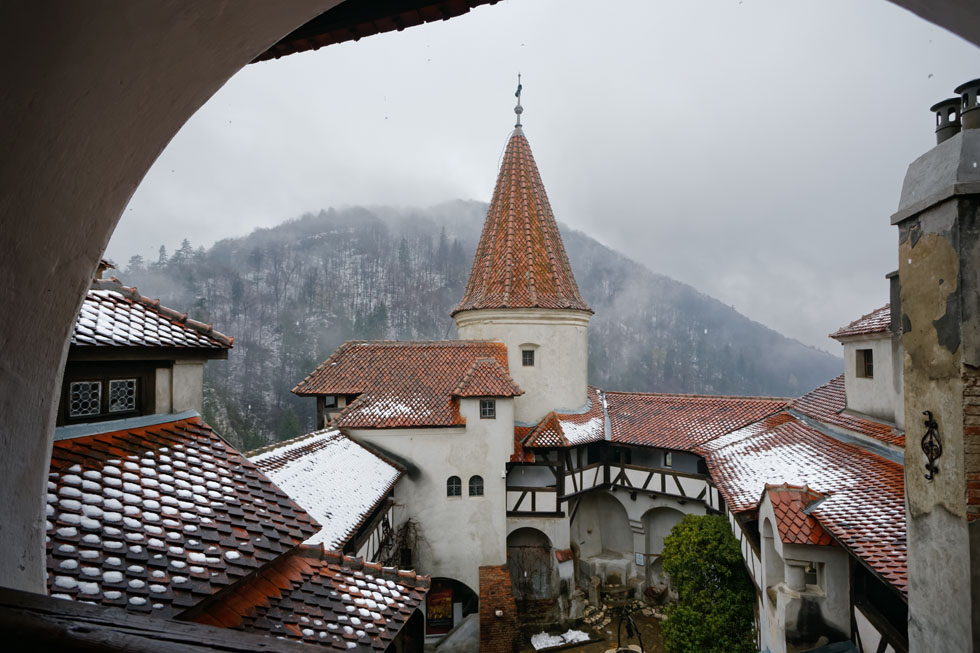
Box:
921, 410, 942, 481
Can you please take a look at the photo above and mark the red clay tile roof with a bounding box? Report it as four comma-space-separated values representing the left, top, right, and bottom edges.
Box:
452, 357, 524, 397
830, 304, 891, 339
606, 392, 787, 450
73, 279, 233, 349
523, 386, 606, 448
249, 430, 402, 550
452, 128, 592, 316
292, 341, 521, 429
697, 413, 906, 592
511, 425, 536, 463
790, 375, 904, 447
46, 415, 318, 617
764, 484, 835, 547
194, 546, 429, 650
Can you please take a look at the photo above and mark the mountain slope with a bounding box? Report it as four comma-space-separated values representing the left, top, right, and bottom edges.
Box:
117, 201, 841, 449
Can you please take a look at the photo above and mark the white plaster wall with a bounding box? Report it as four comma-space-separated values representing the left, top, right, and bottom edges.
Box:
172, 361, 205, 414
506, 515, 570, 551
507, 465, 555, 487
155, 367, 173, 414
0, 0, 338, 592
840, 334, 904, 428
346, 397, 513, 592
455, 309, 591, 423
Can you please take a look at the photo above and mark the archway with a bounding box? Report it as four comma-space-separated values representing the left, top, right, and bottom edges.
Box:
425, 577, 478, 636
642, 507, 685, 585
570, 491, 632, 558
507, 527, 555, 601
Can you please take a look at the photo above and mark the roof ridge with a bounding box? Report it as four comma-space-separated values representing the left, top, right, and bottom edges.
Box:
604, 390, 790, 402
829, 303, 890, 339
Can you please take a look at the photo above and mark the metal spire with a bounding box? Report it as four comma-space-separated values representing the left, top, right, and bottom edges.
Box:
514, 73, 523, 128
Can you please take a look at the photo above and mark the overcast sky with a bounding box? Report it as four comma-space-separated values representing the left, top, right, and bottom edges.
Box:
107, 0, 979, 351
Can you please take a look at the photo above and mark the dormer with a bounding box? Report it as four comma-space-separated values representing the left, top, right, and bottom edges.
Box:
829, 299, 904, 429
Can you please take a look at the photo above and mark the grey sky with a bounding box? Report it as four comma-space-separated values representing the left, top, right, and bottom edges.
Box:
107, 0, 979, 352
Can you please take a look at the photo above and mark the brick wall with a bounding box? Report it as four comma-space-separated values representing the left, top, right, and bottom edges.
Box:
479, 564, 519, 653
965, 364, 980, 521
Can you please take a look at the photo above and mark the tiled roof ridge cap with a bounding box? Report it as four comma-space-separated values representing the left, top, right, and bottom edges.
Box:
605, 390, 790, 402
244, 427, 337, 457
312, 545, 431, 588
90, 277, 234, 347
53, 409, 202, 442
829, 303, 890, 339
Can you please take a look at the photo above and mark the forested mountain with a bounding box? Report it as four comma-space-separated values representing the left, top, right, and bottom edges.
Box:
117, 201, 841, 450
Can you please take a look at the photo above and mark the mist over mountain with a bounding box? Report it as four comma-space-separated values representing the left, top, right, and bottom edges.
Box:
117, 201, 841, 450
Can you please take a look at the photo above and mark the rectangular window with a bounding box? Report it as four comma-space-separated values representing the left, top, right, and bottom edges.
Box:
857, 349, 874, 378
664, 451, 673, 467
522, 349, 535, 367
69, 381, 102, 417
480, 399, 496, 419
108, 378, 137, 413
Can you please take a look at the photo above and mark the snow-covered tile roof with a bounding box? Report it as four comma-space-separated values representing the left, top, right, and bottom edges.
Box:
764, 484, 835, 547
697, 413, 906, 592
194, 546, 429, 650
790, 375, 904, 447
605, 391, 787, 450
46, 415, 318, 617
72, 279, 233, 350
523, 386, 606, 449
830, 304, 891, 340
249, 430, 402, 550
293, 340, 522, 428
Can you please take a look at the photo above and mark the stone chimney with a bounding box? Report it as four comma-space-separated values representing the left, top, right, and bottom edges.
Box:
893, 79, 980, 652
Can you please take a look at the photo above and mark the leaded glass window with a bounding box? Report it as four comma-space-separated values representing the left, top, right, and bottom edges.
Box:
447, 476, 461, 497
109, 378, 137, 413
69, 381, 102, 417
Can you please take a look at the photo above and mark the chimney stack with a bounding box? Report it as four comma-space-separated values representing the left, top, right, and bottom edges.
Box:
953, 77, 980, 130
930, 97, 961, 144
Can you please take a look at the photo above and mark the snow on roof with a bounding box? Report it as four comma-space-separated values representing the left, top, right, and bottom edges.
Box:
46, 415, 318, 617
697, 412, 906, 592
830, 304, 891, 340
194, 546, 429, 649
790, 375, 904, 447
293, 340, 522, 429
73, 279, 233, 350
250, 430, 402, 550
523, 387, 606, 449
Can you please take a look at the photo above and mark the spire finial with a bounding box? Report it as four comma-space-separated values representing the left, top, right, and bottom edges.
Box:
514, 73, 523, 128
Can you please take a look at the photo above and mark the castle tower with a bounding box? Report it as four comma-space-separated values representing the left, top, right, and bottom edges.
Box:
453, 89, 593, 424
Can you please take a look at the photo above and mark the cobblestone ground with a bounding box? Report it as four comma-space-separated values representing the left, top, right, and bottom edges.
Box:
519, 610, 667, 653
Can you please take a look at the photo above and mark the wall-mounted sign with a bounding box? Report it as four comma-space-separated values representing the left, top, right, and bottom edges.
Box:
426, 582, 454, 635
635, 552, 645, 566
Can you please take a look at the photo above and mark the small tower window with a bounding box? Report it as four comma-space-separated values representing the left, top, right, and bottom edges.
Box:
469, 475, 484, 496
447, 476, 461, 497
664, 451, 673, 468
480, 399, 496, 419
522, 349, 535, 367
857, 349, 874, 378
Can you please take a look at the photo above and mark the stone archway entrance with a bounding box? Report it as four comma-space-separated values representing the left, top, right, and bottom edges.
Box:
642, 507, 685, 586
507, 527, 555, 601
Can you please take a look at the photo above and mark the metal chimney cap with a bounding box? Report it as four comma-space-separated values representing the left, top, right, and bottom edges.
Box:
930, 97, 962, 113
953, 78, 980, 95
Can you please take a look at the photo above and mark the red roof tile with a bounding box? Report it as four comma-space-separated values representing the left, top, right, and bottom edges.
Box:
73, 279, 233, 349
764, 484, 835, 547
452, 357, 524, 397
830, 304, 891, 339
697, 413, 906, 592
292, 341, 521, 429
46, 416, 318, 617
194, 546, 429, 650
511, 426, 536, 463
452, 129, 592, 316
523, 386, 606, 448
790, 375, 904, 447
606, 392, 787, 450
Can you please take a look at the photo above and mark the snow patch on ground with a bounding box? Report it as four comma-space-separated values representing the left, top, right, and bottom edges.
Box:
530, 630, 590, 649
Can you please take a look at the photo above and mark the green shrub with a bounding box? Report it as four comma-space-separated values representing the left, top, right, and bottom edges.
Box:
661, 514, 756, 653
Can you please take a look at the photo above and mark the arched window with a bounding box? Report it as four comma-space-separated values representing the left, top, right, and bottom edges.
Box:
447, 476, 461, 497
469, 475, 484, 497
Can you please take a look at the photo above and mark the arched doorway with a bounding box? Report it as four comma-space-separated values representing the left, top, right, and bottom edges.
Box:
425, 577, 478, 636
642, 507, 685, 585
570, 491, 632, 559
507, 527, 555, 601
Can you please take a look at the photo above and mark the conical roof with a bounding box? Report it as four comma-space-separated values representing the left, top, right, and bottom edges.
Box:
452, 128, 592, 316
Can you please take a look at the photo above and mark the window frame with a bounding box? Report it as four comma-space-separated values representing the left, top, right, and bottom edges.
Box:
446, 475, 462, 497
522, 349, 535, 367
59, 363, 155, 426
468, 475, 484, 497
856, 348, 874, 379
479, 398, 496, 419
663, 451, 673, 468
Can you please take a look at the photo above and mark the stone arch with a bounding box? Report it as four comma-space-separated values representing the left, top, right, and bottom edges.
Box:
570, 491, 632, 559
762, 518, 784, 589
641, 506, 685, 585
507, 527, 555, 601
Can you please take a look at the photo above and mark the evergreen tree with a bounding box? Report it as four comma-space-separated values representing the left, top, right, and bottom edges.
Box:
126, 254, 145, 273
153, 245, 168, 269
661, 514, 756, 653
